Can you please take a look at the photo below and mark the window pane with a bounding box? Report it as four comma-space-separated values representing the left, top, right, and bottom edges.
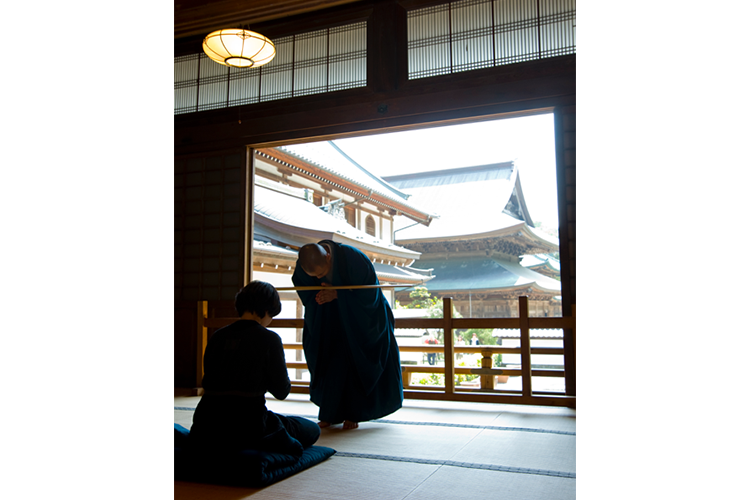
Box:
175, 22, 367, 114
408, 0, 576, 79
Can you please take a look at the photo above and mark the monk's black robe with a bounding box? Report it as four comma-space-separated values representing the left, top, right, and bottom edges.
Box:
292, 240, 403, 423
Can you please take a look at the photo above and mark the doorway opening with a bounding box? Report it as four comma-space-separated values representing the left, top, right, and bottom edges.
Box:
250, 112, 564, 394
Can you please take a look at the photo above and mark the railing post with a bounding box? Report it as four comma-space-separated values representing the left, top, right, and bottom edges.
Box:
519, 296, 532, 397
443, 297, 455, 395
573, 304, 578, 374
196, 301, 208, 389
296, 298, 304, 381
565, 303, 576, 396
480, 349, 494, 390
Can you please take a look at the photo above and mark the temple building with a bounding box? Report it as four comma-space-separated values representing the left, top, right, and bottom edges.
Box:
383, 162, 562, 318
249, 142, 436, 301
249, 142, 561, 319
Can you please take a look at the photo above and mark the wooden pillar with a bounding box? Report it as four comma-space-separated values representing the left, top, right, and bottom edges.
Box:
244, 147, 256, 285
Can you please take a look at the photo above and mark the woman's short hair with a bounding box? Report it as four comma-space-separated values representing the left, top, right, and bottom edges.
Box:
234, 281, 282, 318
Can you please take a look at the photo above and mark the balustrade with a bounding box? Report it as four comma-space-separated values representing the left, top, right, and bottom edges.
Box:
196, 296, 575, 408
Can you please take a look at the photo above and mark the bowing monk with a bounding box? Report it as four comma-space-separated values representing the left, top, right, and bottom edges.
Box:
292, 241, 403, 429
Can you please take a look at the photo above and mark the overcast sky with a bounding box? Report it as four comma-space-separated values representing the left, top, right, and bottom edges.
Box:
329, 113, 559, 229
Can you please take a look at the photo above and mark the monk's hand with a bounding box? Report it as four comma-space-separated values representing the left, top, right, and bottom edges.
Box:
315, 283, 338, 304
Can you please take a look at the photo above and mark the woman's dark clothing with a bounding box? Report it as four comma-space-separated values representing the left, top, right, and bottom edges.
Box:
189, 319, 320, 452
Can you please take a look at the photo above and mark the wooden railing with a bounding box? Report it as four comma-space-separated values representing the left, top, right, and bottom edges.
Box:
196, 296, 575, 408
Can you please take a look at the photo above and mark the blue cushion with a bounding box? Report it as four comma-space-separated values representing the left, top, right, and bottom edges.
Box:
256, 424, 304, 457
174, 423, 190, 448
174, 424, 335, 487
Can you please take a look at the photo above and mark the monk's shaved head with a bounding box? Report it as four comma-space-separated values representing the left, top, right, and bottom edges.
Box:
299, 243, 331, 277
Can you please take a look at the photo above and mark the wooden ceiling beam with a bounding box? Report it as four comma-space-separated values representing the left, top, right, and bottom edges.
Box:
175, 0, 364, 39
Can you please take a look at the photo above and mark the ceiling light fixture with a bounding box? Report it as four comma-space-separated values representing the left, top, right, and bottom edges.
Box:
202, 29, 276, 69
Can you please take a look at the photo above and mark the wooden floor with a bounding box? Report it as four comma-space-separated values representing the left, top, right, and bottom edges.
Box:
174, 392, 576, 500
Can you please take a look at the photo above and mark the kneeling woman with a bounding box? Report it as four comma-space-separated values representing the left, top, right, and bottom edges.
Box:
189, 281, 320, 452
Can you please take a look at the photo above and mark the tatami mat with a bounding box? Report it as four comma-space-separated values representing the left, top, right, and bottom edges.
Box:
175, 458, 440, 500
402, 464, 576, 500
450, 428, 576, 474
175, 393, 576, 500
316, 421, 482, 460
